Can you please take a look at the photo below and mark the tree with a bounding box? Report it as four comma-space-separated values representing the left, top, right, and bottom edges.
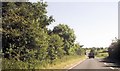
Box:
2, 2, 54, 61
53, 24, 76, 55
108, 38, 120, 60
47, 34, 64, 61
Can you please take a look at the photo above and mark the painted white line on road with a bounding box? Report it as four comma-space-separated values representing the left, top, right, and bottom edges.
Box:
110, 67, 115, 70
104, 63, 107, 65
104, 63, 115, 70
68, 59, 86, 69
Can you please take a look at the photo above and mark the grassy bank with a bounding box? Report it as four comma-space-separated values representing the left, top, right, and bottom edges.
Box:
2, 55, 85, 69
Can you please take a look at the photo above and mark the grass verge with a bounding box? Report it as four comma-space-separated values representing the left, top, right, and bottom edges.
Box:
2, 55, 86, 69
45, 55, 86, 69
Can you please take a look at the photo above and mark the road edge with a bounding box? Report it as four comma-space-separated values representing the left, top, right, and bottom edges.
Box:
68, 58, 87, 69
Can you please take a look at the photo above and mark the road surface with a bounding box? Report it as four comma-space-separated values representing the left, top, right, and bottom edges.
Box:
68, 58, 120, 71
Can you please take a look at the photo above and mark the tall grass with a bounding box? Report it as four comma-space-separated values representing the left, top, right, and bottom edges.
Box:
2, 55, 85, 70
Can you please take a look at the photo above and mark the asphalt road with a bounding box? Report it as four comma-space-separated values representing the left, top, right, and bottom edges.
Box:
68, 58, 120, 71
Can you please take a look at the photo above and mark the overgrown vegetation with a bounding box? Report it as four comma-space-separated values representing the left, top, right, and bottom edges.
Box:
2, 55, 85, 69
108, 38, 120, 60
2, 2, 85, 69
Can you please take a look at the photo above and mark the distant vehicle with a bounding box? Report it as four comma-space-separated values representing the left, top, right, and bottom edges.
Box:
88, 51, 95, 58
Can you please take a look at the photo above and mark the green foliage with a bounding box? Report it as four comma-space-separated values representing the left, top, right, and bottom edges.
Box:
108, 39, 120, 60
96, 53, 108, 58
2, 2, 85, 69
47, 34, 64, 61
95, 48, 108, 58
2, 2, 54, 61
2, 58, 28, 69
2, 55, 84, 69
53, 24, 76, 55
69, 43, 84, 55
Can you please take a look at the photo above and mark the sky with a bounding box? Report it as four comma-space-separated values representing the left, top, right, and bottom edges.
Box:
29, 0, 119, 2
29, 0, 118, 48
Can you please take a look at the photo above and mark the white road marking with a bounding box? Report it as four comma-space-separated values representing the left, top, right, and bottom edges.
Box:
104, 63, 107, 65
110, 67, 115, 69
104, 62, 116, 70
68, 59, 86, 69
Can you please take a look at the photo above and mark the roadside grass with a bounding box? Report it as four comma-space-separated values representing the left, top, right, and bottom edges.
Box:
2, 55, 86, 69
45, 55, 86, 69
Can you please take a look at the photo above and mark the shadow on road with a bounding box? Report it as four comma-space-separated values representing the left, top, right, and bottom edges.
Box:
99, 57, 120, 68
104, 65, 120, 68
99, 58, 115, 63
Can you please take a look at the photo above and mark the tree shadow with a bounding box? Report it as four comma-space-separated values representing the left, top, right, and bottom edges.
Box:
104, 65, 120, 68
99, 57, 120, 68
99, 58, 116, 63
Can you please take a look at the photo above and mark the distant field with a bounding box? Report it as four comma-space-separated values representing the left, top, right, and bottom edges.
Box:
96, 50, 108, 58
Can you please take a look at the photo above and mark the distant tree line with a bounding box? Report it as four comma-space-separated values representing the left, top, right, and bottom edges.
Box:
2, 1, 85, 66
